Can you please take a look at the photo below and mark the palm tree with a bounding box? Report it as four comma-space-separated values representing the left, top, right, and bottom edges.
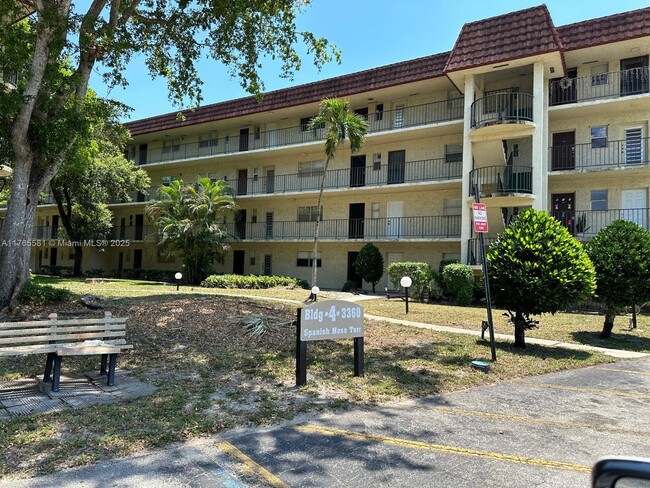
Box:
309, 99, 368, 294
146, 178, 238, 284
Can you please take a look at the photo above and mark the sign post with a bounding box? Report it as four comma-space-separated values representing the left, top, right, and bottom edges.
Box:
296, 300, 365, 386
472, 201, 497, 362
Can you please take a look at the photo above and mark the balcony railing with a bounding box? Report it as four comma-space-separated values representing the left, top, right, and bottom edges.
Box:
549, 67, 649, 106
552, 208, 649, 238
469, 165, 533, 197
228, 215, 461, 241
549, 137, 649, 171
132, 99, 464, 165
470, 93, 533, 129
467, 237, 497, 266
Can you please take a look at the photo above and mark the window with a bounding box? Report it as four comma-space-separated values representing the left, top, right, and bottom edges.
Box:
591, 64, 609, 86
445, 144, 463, 163
198, 172, 218, 182
263, 254, 272, 275
375, 103, 384, 121
253, 168, 259, 181
447, 90, 463, 110
591, 126, 607, 148
251, 209, 257, 223
443, 198, 462, 216
162, 140, 180, 154
249, 250, 256, 266
512, 143, 520, 158
199, 133, 218, 148
254, 126, 261, 140
297, 251, 322, 267
591, 190, 608, 211
394, 104, 405, 128
371, 202, 380, 219
298, 206, 322, 222
157, 250, 175, 263
300, 117, 311, 132
373, 153, 382, 170
161, 175, 179, 187
298, 160, 325, 176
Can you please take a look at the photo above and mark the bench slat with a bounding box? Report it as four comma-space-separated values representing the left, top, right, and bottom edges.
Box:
0, 318, 126, 329
56, 344, 133, 356
0, 340, 131, 357
0, 324, 126, 338
0, 330, 126, 346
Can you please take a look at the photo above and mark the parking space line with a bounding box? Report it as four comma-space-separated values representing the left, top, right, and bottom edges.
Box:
295, 424, 591, 473
594, 367, 650, 377
426, 406, 650, 436
216, 441, 290, 488
515, 381, 650, 399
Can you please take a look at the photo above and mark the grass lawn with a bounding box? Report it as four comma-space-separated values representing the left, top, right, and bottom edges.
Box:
0, 277, 620, 478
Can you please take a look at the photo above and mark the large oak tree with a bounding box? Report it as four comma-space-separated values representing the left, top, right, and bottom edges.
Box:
0, 0, 339, 310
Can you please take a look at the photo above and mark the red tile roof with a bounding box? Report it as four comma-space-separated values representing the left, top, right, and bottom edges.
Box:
127, 6, 650, 137
557, 7, 650, 51
443, 5, 562, 73
126, 52, 449, 136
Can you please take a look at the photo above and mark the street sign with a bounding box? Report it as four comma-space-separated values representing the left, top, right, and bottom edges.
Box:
472, 203, 489, 233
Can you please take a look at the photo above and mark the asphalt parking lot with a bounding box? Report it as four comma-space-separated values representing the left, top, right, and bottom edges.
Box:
4, 357, 650, 487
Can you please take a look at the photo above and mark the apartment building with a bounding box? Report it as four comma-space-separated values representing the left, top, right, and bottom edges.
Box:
20, 5, 650, 290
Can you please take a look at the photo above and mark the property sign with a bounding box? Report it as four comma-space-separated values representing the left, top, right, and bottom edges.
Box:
472, 203, 489, 233
300, 300, 364, 341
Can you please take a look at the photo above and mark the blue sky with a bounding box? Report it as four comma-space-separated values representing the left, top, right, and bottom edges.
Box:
89, 0, 650, 121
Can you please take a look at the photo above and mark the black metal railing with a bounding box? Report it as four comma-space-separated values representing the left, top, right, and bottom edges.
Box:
110, 225, 157, 241
226, 215, 461, 241
469, 165, 533, 196
549, 137, 649, 171
467, 237, 498, 265
549, 67, 649, 106
470, 93, 533, 129
552, 208, 649, 238
132, 99, 464, 165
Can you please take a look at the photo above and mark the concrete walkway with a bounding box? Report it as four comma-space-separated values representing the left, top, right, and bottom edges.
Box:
214, 292, 648, 360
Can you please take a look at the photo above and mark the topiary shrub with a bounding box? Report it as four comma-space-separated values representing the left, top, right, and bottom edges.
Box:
354, 243, 384, 293
488, 209, 595, 348
437, 258, 460, 297
19, 281, 72, 305
387, 262, 433, 301
442, 263, 474, 306
586, 219, 650, 338
341, 280, 358, 293
201, 274, 308, 289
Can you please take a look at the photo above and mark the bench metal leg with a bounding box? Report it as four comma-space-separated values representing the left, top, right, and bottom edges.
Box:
100, 354, 108, 376
43, 353, 55, 383
107, 354, 118, 386
52, 355, 62, 392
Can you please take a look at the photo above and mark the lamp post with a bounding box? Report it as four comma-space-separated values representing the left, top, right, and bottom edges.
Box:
311, 286, 320, 301
174, 272, 182, 291
400, 276, 412, 314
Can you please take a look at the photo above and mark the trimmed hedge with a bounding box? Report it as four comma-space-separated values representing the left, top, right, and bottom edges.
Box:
442, 263, 474, 306
201, 274, 308, 289
387, 262, 433, 300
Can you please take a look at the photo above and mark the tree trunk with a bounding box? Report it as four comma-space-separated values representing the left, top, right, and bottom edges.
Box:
513, 310, 526, 348
73, 244, 83, 276
311, 156, 331, 290
600, 308, 616, 338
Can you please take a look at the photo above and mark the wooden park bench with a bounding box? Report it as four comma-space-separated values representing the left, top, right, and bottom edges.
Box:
0, 312, 132, 392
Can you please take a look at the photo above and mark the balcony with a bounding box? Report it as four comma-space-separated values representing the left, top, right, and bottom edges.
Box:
467, 237, 497, 266
470, 93, 533, 130
229, 215, 461, 241
232, 158, 461, 196
469, 165, 533, 198
549, 67, 649, 106
549, 137, 649, 172
552, 208, 649, 238
133, 100, 464, 165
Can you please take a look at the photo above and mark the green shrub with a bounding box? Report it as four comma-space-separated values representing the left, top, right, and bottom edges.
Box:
341, 280, 358, 293
84, 268, 105, 278
437, 258, 460, 297
113, 269, 178, 281
201, 274, 308, 289
387, 262, 433, 301
19, 281, 72, 305
40, 265, 74, 277
442, 263, 474, 306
